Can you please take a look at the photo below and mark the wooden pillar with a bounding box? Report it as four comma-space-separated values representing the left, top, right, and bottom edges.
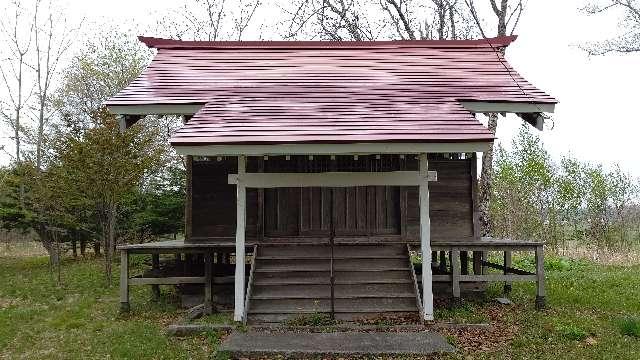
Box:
204, 252, 213, 315
182, 115, 193, 242
418, 153, 434, 321
119, 250, 130, 312
535, 245, 546, 310
151, 254, 161, 301
451, 250, 461, 301
503, 251, 513, 295
470, 153, 483, 275
234, 155, 247, 322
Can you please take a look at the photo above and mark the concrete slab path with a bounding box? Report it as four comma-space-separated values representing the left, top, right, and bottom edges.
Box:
220, 331, 455, 357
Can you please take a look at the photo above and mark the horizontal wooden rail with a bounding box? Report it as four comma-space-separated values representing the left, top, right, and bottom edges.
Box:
481, 261, 535, 276
430, 274, 537, 282
129, 276, 206, 286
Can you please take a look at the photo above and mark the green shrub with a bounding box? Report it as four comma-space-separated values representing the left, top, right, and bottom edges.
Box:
556, 324, 588, 341
616, 317, 640, 338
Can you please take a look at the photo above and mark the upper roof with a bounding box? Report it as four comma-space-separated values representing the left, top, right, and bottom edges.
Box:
106, 36, 557, 147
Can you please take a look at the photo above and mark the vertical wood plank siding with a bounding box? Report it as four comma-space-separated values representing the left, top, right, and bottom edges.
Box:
189, 154, 475, 243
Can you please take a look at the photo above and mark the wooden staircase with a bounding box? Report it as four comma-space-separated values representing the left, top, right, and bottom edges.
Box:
246, 244, 419, 323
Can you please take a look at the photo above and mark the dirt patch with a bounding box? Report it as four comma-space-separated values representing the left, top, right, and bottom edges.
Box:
437, 304, 519, 354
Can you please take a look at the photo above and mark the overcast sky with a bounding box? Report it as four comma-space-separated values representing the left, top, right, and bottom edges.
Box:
2, 0, 639, 176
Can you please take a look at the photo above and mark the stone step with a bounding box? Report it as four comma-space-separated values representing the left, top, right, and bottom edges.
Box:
248, 310, 421, 324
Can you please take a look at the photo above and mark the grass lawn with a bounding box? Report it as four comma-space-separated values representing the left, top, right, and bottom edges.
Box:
1, 243, 639, 359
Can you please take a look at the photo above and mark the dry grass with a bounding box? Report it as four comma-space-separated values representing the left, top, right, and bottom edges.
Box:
0, 241, 48, 258
551, 242, 640, 266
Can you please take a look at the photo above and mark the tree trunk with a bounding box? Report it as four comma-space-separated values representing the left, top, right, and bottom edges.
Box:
71, 234, 77, 258
80, 238, 86, 256
479, 113, 499, 235
104, 202, 117, 286
93, 241, 101, 256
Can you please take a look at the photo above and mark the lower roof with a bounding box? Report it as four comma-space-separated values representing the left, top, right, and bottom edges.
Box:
170, 91, 495, 147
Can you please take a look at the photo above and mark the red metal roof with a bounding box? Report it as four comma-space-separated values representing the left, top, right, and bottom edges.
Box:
106, 36, 557, 146
171, 93, 493, 145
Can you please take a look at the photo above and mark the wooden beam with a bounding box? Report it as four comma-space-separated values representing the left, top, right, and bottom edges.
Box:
228, 171, 438, 188
234, 155, 247, 322
459, 101, 555, 114
128, 276, 206, 285
431, 274, 538, 282
119, 250, 130, 312
108, 103, 203, 115
174, 142, 492, 156
419, 153, 434, 321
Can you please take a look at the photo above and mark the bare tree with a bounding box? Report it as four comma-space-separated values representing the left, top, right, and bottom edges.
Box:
157, 0, 262, 41
465, 0, 525, 235
234, 0, 262, 40
582, 0, 640, 54
282, 0, 377, 40
31, 0, 78, 170
0, 0, 35, 163
283, 0, 473, 40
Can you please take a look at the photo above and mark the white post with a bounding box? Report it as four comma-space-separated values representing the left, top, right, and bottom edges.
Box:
234, 155, 247, 322
419, 153, 434, 321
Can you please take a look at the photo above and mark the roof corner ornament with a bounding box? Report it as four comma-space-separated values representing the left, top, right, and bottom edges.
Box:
517, 112, 545, 131
118, 115, 142, 132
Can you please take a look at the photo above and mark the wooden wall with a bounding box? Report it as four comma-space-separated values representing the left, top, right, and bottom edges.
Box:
188, 154, 476, 244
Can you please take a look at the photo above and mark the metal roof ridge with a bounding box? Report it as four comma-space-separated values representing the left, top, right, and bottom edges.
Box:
138, 35, 518, 50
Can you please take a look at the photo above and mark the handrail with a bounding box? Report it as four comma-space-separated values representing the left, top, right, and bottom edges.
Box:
243, 244, 258, 325
407, 244, 424, 316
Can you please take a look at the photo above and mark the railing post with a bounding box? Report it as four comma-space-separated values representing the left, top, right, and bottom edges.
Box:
151, 254, 161, 301
535, 245, 546, 310
119, 249, 130, 313
503, 250, 513, 295
204, 252, 213, 315
451, 250, 461, 303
